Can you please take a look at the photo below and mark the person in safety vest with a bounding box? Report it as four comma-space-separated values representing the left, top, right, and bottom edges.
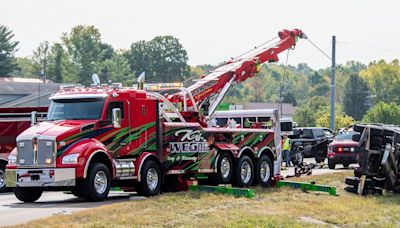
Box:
282, 133, 291, 167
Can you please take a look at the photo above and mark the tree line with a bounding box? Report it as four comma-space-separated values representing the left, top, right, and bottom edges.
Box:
1, 24, 400, 128
0, 24, 189, 86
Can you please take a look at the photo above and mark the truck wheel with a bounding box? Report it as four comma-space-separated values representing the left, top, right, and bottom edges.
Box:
234, 155, 254, 187
137, 160, 161, 196
0, 164, 7, 193
210, 153, 233, 185
81, 162, 111, 202
71, 188, 84, 198
13, 188, 43, 202
328, 159, 335, 169
255, 155, 273, 187
343, 163, 350, 168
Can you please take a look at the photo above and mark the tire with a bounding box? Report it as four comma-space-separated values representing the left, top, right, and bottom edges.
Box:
343, 163, 350, 169
234, 155, 254, 187
255, 155, 273, 187
137, 160, 162, 196
80, 162, 111, 202
328, 159, 335, 169
345, 186, 358, 194
315, 156, 325, 163
291, 149, 304, 166
210, 153, 233, 185
345, 177, 359, 187
354, 167, 362, 178
71, 188, 84, 198
0, 164, 7, 193
13, 188, 43, 202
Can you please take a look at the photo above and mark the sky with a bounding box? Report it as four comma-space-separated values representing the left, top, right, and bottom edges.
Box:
1, 0, 400, 69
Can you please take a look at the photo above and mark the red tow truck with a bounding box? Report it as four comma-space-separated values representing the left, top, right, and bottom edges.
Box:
6, 29, 306, 202
0, 107, 47, 192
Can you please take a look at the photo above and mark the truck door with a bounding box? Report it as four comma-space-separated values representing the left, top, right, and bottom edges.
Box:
105, 100, 129, 155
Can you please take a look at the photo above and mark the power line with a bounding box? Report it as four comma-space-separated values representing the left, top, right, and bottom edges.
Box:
306, 37, 357, 78
306, 38, 332, 61
337, 41, 400, 53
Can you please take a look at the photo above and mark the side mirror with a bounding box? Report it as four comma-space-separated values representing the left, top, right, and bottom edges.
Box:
112, 108, 121, 128
31, 111, 38, 126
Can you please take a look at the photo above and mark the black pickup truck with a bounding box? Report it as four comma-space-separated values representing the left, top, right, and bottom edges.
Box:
289, 127, 334, 163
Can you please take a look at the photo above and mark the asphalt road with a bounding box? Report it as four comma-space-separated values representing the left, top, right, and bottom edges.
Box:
0, 191, 142, 226
0, 158, 356, 226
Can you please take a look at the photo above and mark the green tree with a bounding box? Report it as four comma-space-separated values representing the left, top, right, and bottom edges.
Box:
293, 96, 329, 127
362, 102, 400, 125
32, 41, 50, 79
61, 25, 107, 85
46, 43, 68, 83
360, 60, 400, 105
125, 36, 189, 83
343, 74, 370, 120
316, 112, 355, 129
96, 52, 134, 85
11, 57, 37, 77
0, 25, 19, 76
293, 105, 317, 127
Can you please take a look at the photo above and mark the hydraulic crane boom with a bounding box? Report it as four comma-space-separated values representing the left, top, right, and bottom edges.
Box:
168, 29, 306, 119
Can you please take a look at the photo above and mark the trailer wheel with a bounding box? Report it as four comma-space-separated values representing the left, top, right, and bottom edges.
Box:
137, 160, 161, 196
0, 164, 7, 193
234, 155, 254, 187
255, 155, 273, 187
81, 162, 111, 202
210, 153, 233, 185
13, 188, 43, 202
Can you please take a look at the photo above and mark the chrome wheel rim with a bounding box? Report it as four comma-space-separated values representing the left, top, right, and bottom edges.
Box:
0, 170, 5, 189
260, 161, 271, 182
94, 171, 107, 194
240, 161, 252, 183
220, 157, 231, 179
147, 168, 159, 191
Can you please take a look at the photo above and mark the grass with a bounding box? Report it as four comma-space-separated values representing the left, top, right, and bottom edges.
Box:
13, 171, 400, 227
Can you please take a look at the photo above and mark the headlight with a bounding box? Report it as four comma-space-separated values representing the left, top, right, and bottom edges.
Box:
8, 154, 17, 165
62, 153, 80, 164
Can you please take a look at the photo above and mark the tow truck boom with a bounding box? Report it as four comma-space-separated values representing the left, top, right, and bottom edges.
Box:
168, 29, 306, 118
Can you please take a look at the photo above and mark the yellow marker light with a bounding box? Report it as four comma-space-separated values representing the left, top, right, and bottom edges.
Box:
45, 158, 52, 164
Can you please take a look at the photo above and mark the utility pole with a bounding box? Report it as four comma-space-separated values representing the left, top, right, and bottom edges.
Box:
330, 36, 336, 131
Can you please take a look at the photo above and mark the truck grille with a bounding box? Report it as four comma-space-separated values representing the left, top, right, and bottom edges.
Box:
37, 139, 55, 165
17, 140, 34, 166
17, 138, 55, 167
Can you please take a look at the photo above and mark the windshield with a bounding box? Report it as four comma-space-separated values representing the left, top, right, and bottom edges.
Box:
47, 98, 105, 120
335, 132, 359, 141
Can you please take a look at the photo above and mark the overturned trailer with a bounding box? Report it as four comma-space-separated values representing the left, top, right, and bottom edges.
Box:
345, 124, 400, 195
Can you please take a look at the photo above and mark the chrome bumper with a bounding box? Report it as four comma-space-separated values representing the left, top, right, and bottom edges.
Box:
5, 168, 76, 187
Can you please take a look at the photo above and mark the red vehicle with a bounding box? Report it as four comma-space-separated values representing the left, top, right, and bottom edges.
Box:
327, 131, 360, 169
6, 29, 305, 202
0, 107, 47, 192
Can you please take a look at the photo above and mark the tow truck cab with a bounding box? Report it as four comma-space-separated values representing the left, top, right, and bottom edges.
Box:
6, 85, 160, 201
